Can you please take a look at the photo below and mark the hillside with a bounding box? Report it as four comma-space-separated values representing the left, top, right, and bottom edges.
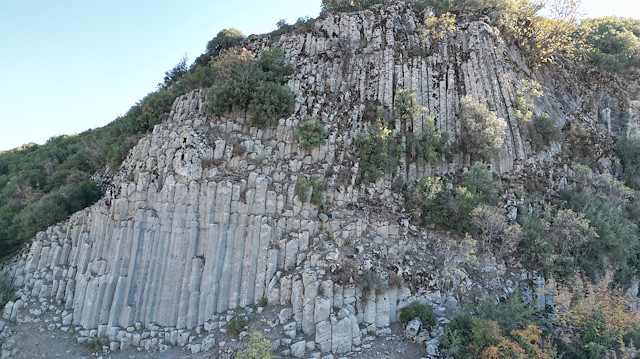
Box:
2, 1, 640, 358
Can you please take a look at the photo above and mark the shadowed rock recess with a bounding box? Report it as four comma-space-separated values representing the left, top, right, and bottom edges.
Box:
4, 2, 639, 357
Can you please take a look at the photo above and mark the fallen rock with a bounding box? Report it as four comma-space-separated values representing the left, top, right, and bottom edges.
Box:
404, 318, 421, 340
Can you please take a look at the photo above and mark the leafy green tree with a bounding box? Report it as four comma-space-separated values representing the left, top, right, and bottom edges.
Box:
159, 54, 189, 89
209, 50, 259, 117
578, 17, 640, 75
441, 295, 553, 359
207, 48, 296, 128
399, 301, 437, 327
395, 89, 456, 166
355, 120, 403, 182
563, 172, 640, 283
528, 114, 562, 152
458, 96, 507, 163
206, 28, 245, 56
248, 82, 295, 128
617, 132, 640, 191
413, 164, 499, 234
256, 47, 294, 84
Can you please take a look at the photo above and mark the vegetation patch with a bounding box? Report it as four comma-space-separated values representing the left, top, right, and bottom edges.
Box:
355, 120, 403, 182
577, 17, 640, 76
85, 335, 109, 354
409, 164, 499, 235
617, 132, 640, 191
293, 116, 328, 150
207, 47, 295, 129
458, 95, 507, 163
237, 332, 272, 359
0, 270, 16, 309
399, 301, 437, 327
549, 275, 640, 358
396, 89, 456, 167
360, 269, 387, 297
295, 176, 326, 206
441, 295, 551, 358
528, 114, 562, 152
514, 79, 542, 124
227, 314, 249, 337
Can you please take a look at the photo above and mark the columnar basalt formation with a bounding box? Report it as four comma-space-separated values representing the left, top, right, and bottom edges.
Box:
5, 2, 639, 356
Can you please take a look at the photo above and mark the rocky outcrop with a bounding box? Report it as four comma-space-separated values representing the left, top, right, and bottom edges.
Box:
248, 2, 637, 174
5, 2, 635, 356
4, 87, 541, 355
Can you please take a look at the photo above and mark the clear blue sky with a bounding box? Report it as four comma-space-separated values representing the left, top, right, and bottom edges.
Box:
0, 0, 638, 152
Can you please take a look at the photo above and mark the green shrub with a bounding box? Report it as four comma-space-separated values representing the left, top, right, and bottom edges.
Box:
617, 132, 640, 191
396, 89, 457, 166
256, 47, 294, 84
295, 177, 326, 206
528, 114, 562, 152
441, 295, 550, 359
293, 116, 328, 150
248, 82, 295, 128
413, 164, 499, 234
159, 54, 189, 89
550, 277, 640, 358
407, 127, 457, 166
362, 100, 389, 123
227, 315, 249, 336
519, 165, 640, 284
257, 297, 268, 307
355, 120, 403, 182
360, 270, 387, 297
577, 17, 640, 76
237, 332, 272, 359
205, 28, 245, 57
562, 171, 640, 283
207, 48, 295, 129
399, 301, 437, 327
0, 270, 16, 309
514, 79, 542, 123
458, 96, 507, 162
440, 313, 474, 358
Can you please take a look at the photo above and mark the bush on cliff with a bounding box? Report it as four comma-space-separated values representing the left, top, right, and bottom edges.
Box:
397, 89, 457, 166
528, 114, 562, 152
411, 164, 499, 234
617, 132, 640, 191
237, 332, 272, 359
355, 119, 403, 182
0, 269, 16, 309
458, 96, 507, 163
441, 295, 551, 358
294, 116, 328, 150
399, 301, 437, 327
207, 47, 295, 128
577, 17, 640, 76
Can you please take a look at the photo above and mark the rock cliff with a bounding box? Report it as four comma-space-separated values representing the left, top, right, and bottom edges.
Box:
4, 2, 639, 357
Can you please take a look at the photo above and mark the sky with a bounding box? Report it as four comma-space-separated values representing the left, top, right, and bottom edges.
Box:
0, 0, 638, 152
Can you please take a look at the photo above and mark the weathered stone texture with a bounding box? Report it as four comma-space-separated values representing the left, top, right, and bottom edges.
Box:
7, 2, 622, 354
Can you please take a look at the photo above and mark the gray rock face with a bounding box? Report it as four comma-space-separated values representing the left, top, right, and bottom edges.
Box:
331, 316, 352, 354
404, 318, 421, 340
291, 340, 306, 358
